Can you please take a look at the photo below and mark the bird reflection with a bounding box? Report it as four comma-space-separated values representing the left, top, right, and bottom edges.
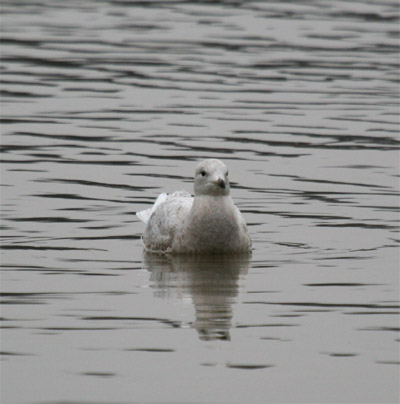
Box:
144, 254, 250, 341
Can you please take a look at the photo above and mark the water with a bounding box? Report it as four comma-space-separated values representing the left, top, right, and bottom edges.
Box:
1, 0, 399, 403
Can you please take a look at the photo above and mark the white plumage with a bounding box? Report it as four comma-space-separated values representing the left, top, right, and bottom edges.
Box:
136, 159, 251, 254
136, 192, 169, 224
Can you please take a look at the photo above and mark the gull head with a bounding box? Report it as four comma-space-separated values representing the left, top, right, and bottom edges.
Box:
194, 159, 230, 196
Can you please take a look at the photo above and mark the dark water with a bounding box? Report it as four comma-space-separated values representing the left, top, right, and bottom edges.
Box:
1, 1, 399, 403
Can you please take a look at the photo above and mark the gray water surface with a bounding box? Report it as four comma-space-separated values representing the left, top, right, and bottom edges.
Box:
1, 1, 399, 403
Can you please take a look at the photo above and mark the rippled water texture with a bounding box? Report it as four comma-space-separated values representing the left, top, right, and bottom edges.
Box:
1, 1, 399, 403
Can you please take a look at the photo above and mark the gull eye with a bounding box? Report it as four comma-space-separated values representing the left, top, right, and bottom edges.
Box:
226, 171, 229, 176
201, 170, 206, 177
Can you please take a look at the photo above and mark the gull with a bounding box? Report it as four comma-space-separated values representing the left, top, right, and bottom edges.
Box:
136, 159, 251, 254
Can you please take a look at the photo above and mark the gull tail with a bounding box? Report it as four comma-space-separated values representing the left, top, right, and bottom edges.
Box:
136, 193, 168, 224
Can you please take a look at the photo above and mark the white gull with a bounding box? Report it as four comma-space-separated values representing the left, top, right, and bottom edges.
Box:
136, 159, 252, 254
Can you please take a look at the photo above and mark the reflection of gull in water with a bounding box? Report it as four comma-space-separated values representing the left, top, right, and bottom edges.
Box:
144, 254, 250, 341
136, 159, 251, 254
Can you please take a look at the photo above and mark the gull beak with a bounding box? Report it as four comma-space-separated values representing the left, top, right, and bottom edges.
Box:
213, 178, 226, 189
